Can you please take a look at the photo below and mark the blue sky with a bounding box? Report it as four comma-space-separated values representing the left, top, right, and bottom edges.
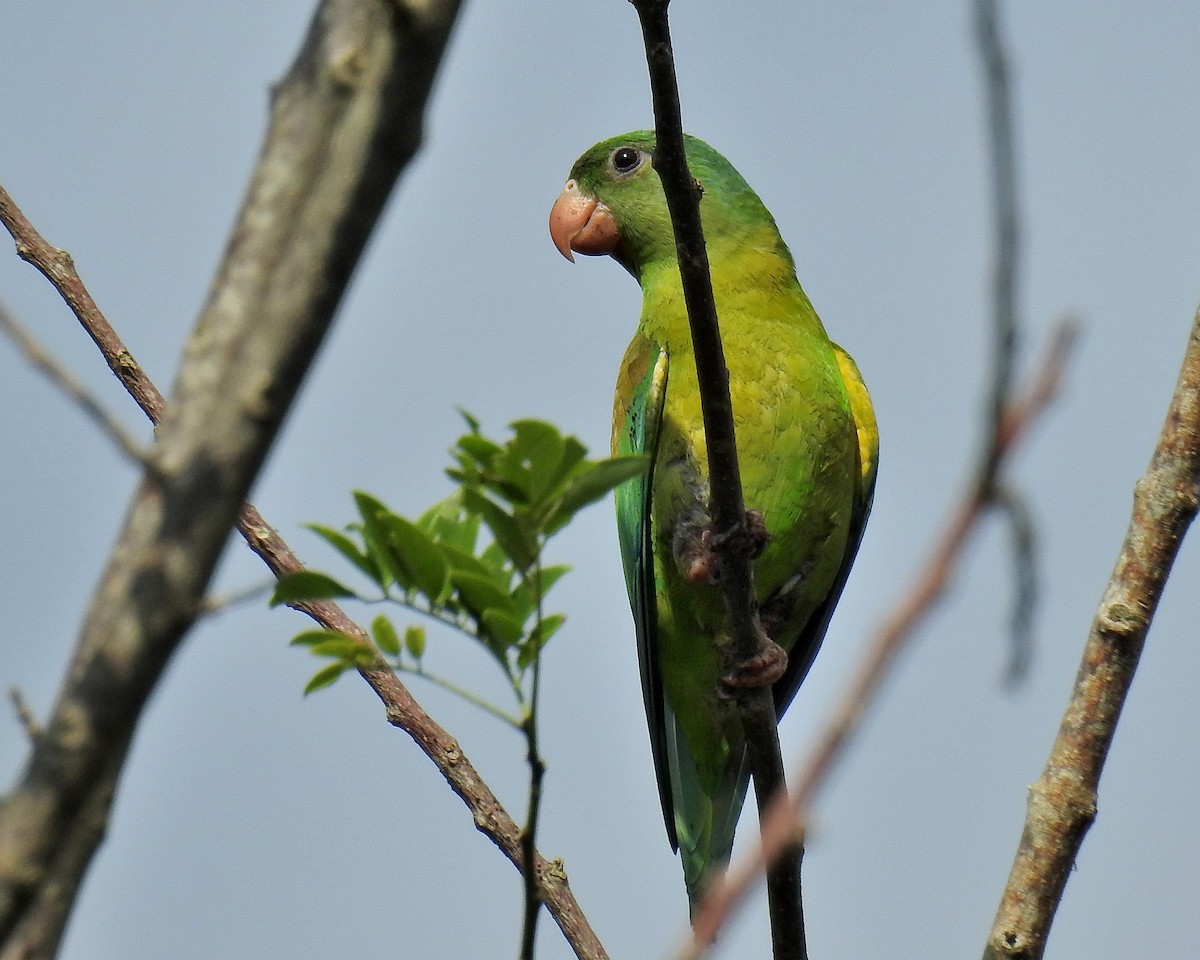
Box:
2, 3, 1198, 958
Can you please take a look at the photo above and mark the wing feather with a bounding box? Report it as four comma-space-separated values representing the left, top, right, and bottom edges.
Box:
614, 340, 674, 845
772, 344, 879, 714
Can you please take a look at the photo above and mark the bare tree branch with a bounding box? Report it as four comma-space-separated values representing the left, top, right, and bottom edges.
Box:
197, 581, 276, 617
975, 0, 1020, 468
0, 2, 468, 956
974, 0, 1039, 681
628, 2, 804, 956
0, 196, 164, 423
983, 307, 1200, 959
6, 690, 41, 746
0, 299, 148, 464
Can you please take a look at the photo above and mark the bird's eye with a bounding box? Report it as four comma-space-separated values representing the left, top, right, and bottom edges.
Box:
610, 146, 644, 175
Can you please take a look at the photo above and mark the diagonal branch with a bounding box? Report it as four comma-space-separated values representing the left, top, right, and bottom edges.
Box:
983, 307, 1200, 959
0, 299, 148, 464
0, 198, 164, 423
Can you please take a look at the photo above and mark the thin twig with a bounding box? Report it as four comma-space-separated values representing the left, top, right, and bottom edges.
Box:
198, 581, 276, 617
975, 0, 1038, 681
405, 666, 524, 728
983, 308, 1200, 959
628, 2, 804, 956
0, 188, 166, 423
975, 0, 1020, 468
8, 689, 41, 744
992, 484, 1037, 684
519, 559, 549, 960
0, 299, 148, 464
679, 321, 1079, 960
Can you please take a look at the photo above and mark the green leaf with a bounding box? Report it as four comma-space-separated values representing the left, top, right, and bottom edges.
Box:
404, 624, 426, 660
415, 496, 452, 534
304, 523, 381, 586
304, 661, 349, 695
417, 495, 481, 553
456, 407, 481, 434
353, 490, 389, 528
481, 607, 525, 652
461, 488, 535, 571
353, 491, 407, 591
510, 419, 564, 503
518, 613, 566, 669
511, 419, 564, 464
371, 614, 400, 655
451, 569, 519, 621
309, 637, 367, 660
539, 435, 589, 502
546, 455, 649, 533
455, 433, 501, 472
353, 644, 377, 666
440, 513, 482, 554
270, 571, 357, 607
440, 542, 495, 579
382, 513, 450, 603
479, 470, 531, 507
510, 564, 571, 623
479, 540, 511, 576
290, 628, 354, 647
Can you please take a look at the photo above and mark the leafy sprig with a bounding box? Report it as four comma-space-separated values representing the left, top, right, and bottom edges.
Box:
270, 414, 645, 711
271, 414, 645, 956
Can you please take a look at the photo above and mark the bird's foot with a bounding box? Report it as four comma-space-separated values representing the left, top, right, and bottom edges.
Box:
712, 508, 770, 561
676, 509, 770, 585
717, 635, 789, 699
678, 527, 720, 584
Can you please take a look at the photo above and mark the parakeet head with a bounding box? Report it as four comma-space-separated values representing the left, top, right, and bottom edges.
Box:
549, 131, 791, 280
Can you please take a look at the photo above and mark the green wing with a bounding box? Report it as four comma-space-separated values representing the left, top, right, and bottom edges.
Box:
613, 337, 673, 845
771, 343, 879, 714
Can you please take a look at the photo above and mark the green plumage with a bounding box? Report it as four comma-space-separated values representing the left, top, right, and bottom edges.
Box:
558, 132, 878, 909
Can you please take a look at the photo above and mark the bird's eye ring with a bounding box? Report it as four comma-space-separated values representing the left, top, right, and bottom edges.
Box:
610, 146, 644, 176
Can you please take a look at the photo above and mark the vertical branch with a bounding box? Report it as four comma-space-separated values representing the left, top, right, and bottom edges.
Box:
628, 2, 804, 957
975, 0, 1020, 479
519, 559, 548, 960
983, 309, 1200, 959
974, 0, 1037, 679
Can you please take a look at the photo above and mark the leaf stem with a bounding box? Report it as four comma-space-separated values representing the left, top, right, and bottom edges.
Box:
519, 556, 548, 960
402, 666, 523, 729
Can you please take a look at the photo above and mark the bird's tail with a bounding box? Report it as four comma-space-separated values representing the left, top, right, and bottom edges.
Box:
668, 719, 751, 918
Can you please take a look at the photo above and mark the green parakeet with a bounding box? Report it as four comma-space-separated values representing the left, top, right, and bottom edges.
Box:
549, 132, 878, 910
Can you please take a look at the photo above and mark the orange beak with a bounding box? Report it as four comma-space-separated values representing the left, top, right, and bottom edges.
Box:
548, 179, 619, 262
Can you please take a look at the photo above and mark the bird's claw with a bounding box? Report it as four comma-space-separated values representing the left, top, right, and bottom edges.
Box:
677, 510, 770, 585
710, 508, 769, 560
680, 528, 720, 584
718, 637, 789, 698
